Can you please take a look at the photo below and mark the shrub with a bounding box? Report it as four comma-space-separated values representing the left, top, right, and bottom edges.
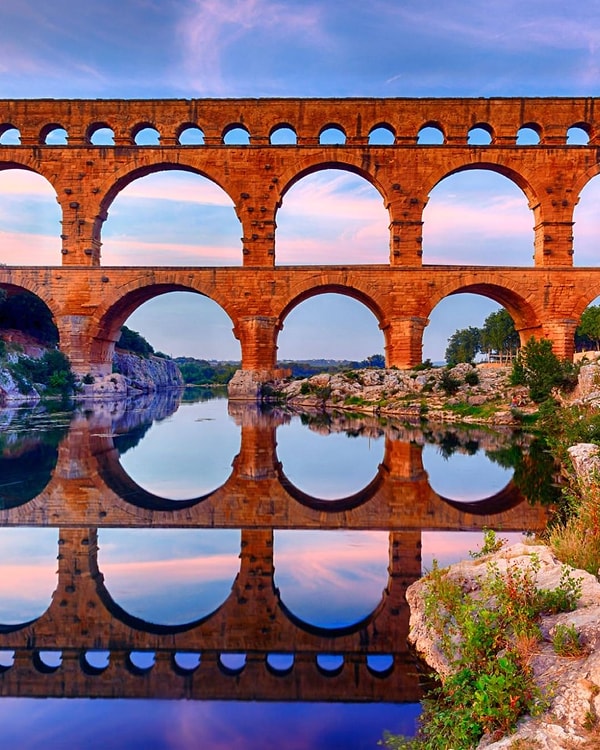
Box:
439, 368, 461, 396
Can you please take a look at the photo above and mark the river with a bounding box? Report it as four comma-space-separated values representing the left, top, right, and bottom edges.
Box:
0, 390, 554, 749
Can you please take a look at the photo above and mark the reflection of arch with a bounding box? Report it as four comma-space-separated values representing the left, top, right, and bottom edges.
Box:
439, 478, 526, 515
0, 443, 59, 509
276, 464, 385, 512
95, 447, 227, 510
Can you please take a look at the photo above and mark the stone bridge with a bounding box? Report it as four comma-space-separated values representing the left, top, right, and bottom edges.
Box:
2, 97, 600, 374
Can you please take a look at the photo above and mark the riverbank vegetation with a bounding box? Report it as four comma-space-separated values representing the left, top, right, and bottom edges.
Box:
382, 348, 600, 749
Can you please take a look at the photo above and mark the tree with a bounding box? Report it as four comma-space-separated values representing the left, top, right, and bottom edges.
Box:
445, 327, 481, 365
481, 309, 519, 362
510, 337, 567, 402
576, 305, 600, 351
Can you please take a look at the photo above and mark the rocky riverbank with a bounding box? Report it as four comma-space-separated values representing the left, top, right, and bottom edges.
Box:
81, 350, 184, 400
247, 358, 600, 425
406, 444, 600, 749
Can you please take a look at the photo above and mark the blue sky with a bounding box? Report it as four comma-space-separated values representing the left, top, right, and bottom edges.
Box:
1, 0, 600, 361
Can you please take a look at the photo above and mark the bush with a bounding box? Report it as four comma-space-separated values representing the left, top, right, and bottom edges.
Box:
439, 368, 461, 395
511, 337, 576, 403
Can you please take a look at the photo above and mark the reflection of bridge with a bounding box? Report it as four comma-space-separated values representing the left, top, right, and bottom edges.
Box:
0, 527, 421, 702
2, 98, 600, 377
0, 403, 549, 531
0, 402, 550, 702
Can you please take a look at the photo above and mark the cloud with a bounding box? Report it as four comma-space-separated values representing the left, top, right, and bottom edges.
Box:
175, 0, 327, 94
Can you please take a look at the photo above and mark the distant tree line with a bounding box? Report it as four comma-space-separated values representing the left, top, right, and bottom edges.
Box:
445, 305, 600, 366
445, 309, 519, 366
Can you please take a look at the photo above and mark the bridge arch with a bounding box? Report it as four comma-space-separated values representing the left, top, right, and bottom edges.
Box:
87, 280, 238, 376
277, 156, 389, 208
95, 161, 241, 262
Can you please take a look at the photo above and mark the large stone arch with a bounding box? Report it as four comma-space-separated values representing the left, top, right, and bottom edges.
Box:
426, 278, 542, 336
87, 279, 238, 376
0, 162, 63, 265
94, 160, 242, 261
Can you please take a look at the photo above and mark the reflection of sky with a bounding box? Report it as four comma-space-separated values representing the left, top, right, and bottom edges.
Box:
421, 530, 529, 572
274, 530, 389, 628
118, 398, 240, 499
275, 418, 384, 499
0, 528, 57, 624
422, 445, 513, 501
98, 529, 240, 626
0, 699, 421, 750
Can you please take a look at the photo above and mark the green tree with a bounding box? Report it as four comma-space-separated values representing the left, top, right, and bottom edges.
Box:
480, 309, 519, 362
117, 325, 154, 357
445, 327, 481, 365
510, 337, 573, 403
576, 304, 600, 351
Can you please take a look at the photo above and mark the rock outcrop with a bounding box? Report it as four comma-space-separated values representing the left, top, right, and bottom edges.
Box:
83, 351, 184, 399
262, 363, 530, 424
406, 444, 600, 749
407, 543, 600, 749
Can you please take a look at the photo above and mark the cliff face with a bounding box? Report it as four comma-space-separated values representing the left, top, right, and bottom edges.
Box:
82, 352, 184, 400
113, 351, 184, 391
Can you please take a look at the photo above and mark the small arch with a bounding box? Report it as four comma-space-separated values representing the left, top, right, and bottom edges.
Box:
88, 123, 115, 146
418, 123, 444, 145
0, 125, 21, 145
468, 124, 493, 145
319, 125, 346, 145
219, 652, 246, 675
223, 124, 250, 145
173, 652, 201, 673
178, 125, 205, 145
366, 654, 394, 677
128, 651, 155, 674
133, 125, 160, 146
266, 653, 295, 675
0, 651, 14, 671
316, 654, 344, 675
516, 124, 541, 145
81, 650, 110, 674
40, 124, 68, 145
34, 651, 62, 673
368, 124, 395, 145
567, 124, 590, 145
269, 124, 297, 145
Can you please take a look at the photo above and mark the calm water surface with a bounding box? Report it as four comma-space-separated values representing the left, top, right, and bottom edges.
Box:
0, 393, 552, 749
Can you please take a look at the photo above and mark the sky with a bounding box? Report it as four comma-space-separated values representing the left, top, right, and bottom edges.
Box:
2, 0, 600, 361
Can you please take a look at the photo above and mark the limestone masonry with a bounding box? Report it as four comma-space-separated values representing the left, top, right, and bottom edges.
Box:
1, 97, 600, 377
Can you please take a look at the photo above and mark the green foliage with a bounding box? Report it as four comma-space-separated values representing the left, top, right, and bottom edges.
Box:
510, 337, 577, 403
439, 368, 461, 395
551, 623, 584, 657
8, 349, 76, 396
412, 359, 433, 372
470, 529, 507, 558
445, 327, 481, 365
0, 291, 58, 345
382, 547, 582, 749
480, 309, 520, 362
175, 358, 238, 385
464, 368, 480, 386
576, 304, 600, 350
117, 325, 154, 357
